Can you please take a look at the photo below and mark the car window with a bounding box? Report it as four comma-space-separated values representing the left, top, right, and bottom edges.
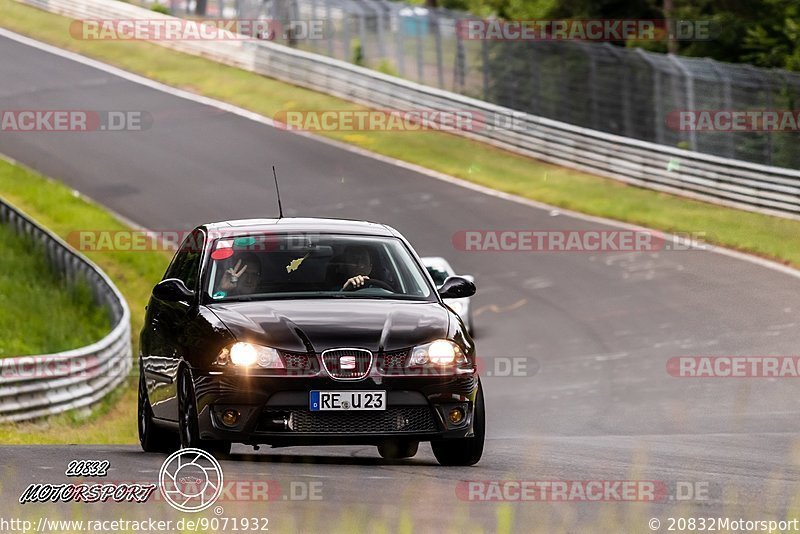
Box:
164, 229, 204, 290
203, 233, 435, 302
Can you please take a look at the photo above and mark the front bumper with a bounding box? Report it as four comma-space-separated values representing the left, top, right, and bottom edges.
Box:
192, 372, 479, 445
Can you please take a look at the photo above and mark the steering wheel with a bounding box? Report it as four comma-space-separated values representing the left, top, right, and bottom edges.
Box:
340, 278, 394, 292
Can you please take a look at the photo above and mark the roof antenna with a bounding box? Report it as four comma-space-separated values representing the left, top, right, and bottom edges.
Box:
272, 165, 284, 219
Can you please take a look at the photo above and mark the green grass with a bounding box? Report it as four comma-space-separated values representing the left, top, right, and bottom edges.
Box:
0, 222, 110, 357
0, 158, 171, 444
2, 0, 800, 266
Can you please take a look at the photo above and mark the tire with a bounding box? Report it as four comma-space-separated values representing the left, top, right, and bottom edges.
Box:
138, 366, 178, 453
377, 440, 419, 460
178, 366, 232, 457
431, 381, 485, 466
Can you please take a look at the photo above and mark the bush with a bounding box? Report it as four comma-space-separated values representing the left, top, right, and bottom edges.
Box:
352, 39, 365, 67
150, 3, 170, 15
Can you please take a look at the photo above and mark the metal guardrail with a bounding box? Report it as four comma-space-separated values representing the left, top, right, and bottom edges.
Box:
0, 198, 131, 423
14, 0, 800, 219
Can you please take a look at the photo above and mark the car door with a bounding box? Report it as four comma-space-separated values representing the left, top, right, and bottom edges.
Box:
145, 228, 205, 421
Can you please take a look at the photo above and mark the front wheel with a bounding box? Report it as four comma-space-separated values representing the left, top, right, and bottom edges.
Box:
431, 381, 485, 466
138, 366, 178, 453
178, 366, 231, 457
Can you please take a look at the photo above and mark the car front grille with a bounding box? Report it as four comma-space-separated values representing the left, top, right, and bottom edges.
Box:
258, 407, 438, 433
279, 351, 319, 375
321, 348, 373, 380
275, 348, 433, 377
376, 350, 409, 374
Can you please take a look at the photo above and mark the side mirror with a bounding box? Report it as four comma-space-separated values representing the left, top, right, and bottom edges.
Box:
153, 278, 195, 302
438, 276, 476, 299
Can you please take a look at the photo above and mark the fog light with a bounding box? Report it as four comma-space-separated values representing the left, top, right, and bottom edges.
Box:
221, 409, 240, 427
448, 407, 465, 425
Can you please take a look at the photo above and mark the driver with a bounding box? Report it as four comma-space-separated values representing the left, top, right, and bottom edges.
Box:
333, 245, 376, 290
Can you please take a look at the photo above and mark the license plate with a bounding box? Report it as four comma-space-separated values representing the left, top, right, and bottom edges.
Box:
309, 391, 386, 411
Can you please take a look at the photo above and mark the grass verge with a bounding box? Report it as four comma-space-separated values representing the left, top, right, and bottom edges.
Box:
2, 0, 800, 266
0, 158, 170, 444
0, 222, 110, 356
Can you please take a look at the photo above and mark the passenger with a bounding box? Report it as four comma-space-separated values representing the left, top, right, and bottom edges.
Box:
219, 252, 261, 295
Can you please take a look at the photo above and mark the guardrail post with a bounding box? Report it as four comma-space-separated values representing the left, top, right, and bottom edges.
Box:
636, 49, 660, 144
668, 54, 697, 152
325, 0, 334, 57
432, 11, 444, 89
481, 38, 488, 101
705, 58, 734, 159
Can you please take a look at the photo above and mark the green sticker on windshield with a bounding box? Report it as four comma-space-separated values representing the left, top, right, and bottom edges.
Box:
234, 236, 256, 247
212, 291, 227, 299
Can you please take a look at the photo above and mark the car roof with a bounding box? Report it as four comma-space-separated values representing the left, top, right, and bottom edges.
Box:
201, 217, 397, 237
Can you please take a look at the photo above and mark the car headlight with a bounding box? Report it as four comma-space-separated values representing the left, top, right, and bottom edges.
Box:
215, 342, 285, 368
410, 339, 467, 366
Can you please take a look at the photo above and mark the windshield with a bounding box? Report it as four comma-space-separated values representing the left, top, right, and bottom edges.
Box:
204, 233, 434, 302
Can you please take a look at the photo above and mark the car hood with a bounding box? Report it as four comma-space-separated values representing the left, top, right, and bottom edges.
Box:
206, 299, 449, 353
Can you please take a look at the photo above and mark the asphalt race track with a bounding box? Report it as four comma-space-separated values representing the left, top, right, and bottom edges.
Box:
2, 32, 800, 532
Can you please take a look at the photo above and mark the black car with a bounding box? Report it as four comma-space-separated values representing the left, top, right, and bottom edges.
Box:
138, 218, 484, 466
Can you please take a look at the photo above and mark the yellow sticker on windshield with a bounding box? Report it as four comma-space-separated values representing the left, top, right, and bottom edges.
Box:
286, 253, 310, 273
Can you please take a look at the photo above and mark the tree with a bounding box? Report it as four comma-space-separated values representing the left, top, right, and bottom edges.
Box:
741, 1, 800, 70
424, 0, 800, 71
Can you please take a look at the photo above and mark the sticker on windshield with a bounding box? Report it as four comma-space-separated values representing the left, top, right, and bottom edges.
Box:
211, 248, 234, 260
234, 236, 256, 247
286, 252, 310, 273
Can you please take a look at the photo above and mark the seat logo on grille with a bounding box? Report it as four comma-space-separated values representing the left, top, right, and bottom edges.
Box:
322, 348, 372, 380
